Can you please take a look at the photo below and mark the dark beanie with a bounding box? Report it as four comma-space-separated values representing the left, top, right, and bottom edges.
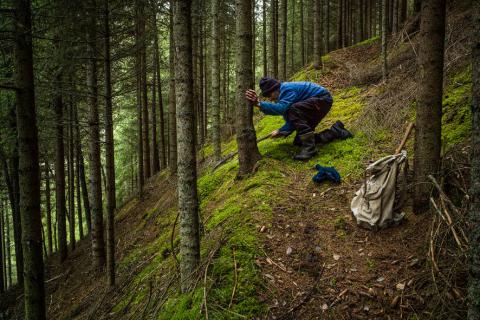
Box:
259, 77, 280, 97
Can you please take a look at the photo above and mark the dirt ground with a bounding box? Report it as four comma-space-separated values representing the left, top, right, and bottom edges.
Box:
258, 165, 432, 320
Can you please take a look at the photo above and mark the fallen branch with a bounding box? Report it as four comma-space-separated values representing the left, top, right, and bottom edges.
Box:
395, 122, 415, 154
430, 197, 466, 253
212, 133, 272, 171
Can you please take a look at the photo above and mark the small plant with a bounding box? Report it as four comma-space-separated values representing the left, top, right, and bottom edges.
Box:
366, 258, 375, 270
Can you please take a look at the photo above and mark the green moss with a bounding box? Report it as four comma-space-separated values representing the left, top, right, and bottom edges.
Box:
206, 198, 242, 230
442, 66, 472, 150
351, 36, 379, 48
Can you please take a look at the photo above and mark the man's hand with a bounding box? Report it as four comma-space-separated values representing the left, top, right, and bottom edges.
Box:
270, 130, 285, 138
245, 89, 260, 106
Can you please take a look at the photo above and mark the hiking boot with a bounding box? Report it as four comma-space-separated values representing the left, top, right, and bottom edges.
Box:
314, 129, 337, 144
294, 132, 317, 161
331, 120, 353, 139
293, 134, 302, 146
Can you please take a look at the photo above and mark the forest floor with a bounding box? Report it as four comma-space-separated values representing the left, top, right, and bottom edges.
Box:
1, 4, 473, 319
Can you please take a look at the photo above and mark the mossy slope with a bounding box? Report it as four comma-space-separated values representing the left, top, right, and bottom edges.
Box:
107, 40, 472, 320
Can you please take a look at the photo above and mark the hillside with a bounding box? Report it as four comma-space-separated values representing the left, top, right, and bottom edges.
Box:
2, 5, 473, 320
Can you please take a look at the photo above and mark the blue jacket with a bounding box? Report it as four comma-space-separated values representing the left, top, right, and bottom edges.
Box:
259, 82, 332, 133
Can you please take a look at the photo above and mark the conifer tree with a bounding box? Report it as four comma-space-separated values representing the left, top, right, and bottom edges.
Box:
173, 0, 201, 292
13, 0, 46, 317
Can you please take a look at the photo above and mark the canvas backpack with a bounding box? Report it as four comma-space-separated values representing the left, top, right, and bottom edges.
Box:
351, 151, 408, 230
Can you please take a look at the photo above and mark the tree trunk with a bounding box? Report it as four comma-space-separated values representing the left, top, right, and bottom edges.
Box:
313, 0, 322, 69
236, 0, 262, 177
413, 0, 445, 213
198, 2, 205, 146
173, 0, 201, 293
13, 0, 46, 316
291, 0, 295, 74
392, 0, 398, 34
469, 2, 480, 318
326, 0, 330, 52
153, 8, 166, 170
168, 1, 177, 174
211, 0, 222, 162
337, 0, 343, 48
0, 203, 4, 293
5, 204, 12, 286
279, 0, 287, 80
86, 0, 106, 268
54, 69, 67, 263
140, 1, 151, 181
202, 16, 208, 141
74, 105, 90, 234
263, 0, 268, 76
399, 0, 407, 26
44, 160, 53, 255
252, 1, 256, 84
75, 146, 83, 240
270, 0, 279, 77
151, 66, 160, 174
0, 143, 22, 286
136, 0, 145, 194
103, 0, 116, 287
191, 0, 200, 149
414, 0, 421, 14
300, 0, 305, 65
67, 102, 75, 251
381, 0, 388, 81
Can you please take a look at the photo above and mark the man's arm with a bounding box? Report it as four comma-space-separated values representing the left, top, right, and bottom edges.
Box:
259, 90, 297, 115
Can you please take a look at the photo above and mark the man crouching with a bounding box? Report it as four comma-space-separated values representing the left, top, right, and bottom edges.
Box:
245, 77, 352, 161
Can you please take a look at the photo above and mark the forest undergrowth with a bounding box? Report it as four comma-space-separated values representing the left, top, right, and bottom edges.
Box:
3, 6, 473, 319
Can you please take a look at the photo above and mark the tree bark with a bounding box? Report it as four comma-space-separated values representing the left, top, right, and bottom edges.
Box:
198, 2, 205, 146
168, 1, 177, 174
140, 1, 151, 180
270, 0, 279, 77
300, 0, 305, 65
337, 0, 343, 48
381, 0, 388, 81
173, 0, 201, 293
279, 0, 287, 80
468, 1, 480, 318
211, 0, 222, 162
86, 0, 106, 268
152, 66, 160, 174
44, 160, 53, 255
0, 202, 4, 293
414, 0, 421, 14
5, 203, 12, 286
153, 8, 166, 170
392, 0, 398, 34
263, 0, 268, 76
54, 67, 67, 263
0, 141, 23, 286
74, 105, 90, 234
326, 0, 330, 52
413, 0, 445, 213
291, 0, 295, 74
103, 0, 116, 287
313, 0, 322, 69
136, 0, 145, 194
67, 102, 75, 251
399, 0, 407, 26
252, 1, 256, 85
75, 144, 83, 240
236, 0, 262, 177
13, 0, 46, 316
